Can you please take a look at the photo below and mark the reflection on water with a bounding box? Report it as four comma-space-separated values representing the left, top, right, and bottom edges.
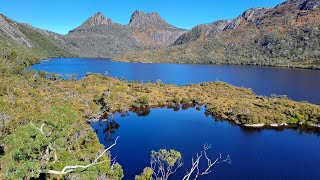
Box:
94, 118, 120, 144
31, 58, 320, 104
91, 106, 320, 180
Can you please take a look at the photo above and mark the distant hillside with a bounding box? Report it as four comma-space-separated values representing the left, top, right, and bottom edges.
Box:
0, 14, 76, 74
0, 14, 75, 58
0, 10, 186, 60
65, 11, 186, 57
118, 0, 320, 69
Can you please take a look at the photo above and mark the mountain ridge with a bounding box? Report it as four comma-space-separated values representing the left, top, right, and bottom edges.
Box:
64, 10, 186, 57
0, 10, 186, 59
117, 0, 320, 69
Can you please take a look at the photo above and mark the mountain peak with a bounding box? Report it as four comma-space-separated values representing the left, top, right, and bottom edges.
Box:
84, 12, 113, 26
129, 10, 167, 29
131, 10, 160, 19
69, 12, 113, 33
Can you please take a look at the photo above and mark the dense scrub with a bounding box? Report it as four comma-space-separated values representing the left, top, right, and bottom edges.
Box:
88, 76, 320, 126
0, 45, 123, 179
19, 25, 76, 58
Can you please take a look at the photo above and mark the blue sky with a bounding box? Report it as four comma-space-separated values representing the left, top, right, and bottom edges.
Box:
0, 0, 284, 34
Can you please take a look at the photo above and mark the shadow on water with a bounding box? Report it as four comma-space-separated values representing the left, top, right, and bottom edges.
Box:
94, 119, 120, 144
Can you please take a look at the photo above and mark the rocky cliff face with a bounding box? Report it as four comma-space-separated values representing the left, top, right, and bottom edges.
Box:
0, 14, 74, 57
173, 8, 272, 46
66, 12, 145, 58
276, 0, 320, 10
69, 12, 113, 33
0, 14, 34, 48
298, 0, 320, 10
129, 10, 186, 46
129, 10, 168, 30
173, 20, 231, 45
65, 11, 186, 57
223, 8, 270, 30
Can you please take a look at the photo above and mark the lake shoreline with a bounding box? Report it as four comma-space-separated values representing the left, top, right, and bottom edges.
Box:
112, 57, 320, 71
89, 103, 320, 133
38, 57, 320, 71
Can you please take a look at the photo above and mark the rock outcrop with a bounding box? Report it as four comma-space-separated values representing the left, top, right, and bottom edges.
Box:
0, 14, 33, 48
129, 10, 186, 46
66, 12, 144, 58
173, 20, 231, 45
129, 10, 166, 30
298, 0, 320, 10
69, 12, 113, 33
0, 14, 74, 57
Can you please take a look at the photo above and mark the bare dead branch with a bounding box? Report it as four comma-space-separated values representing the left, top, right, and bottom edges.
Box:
183, 144, 231, 180
30, 122, 45, 135
182, 152, 202, 180
47, 136, 119, 176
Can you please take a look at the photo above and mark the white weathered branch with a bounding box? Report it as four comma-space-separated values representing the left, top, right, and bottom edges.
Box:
30, 122, 45, 135
182, 153, 202, 180
47, 136, 119, 176
183, 144, 231, 180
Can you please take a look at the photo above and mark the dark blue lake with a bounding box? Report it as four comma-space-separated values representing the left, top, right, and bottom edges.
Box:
91, 107, 320, 180
31, 58, 320, 179
31, 58, 320, 104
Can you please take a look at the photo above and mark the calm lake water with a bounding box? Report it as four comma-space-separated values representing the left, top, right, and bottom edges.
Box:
32, 58, 320, 179
91, 107, 320, 180
31, 58, 320, 104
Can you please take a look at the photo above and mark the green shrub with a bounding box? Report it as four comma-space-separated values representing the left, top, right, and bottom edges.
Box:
135, 96, 150, 107
172, 97, 181, 103
289, 113, 305, 124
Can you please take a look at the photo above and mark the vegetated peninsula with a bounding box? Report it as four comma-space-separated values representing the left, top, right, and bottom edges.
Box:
0, 0, 319, 68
